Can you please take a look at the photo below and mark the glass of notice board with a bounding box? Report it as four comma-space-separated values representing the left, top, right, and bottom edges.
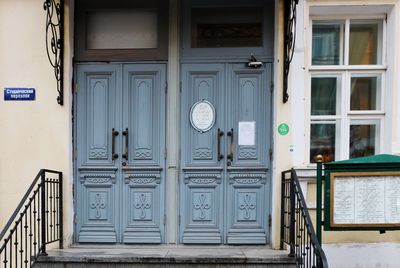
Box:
330, 172, 400, 228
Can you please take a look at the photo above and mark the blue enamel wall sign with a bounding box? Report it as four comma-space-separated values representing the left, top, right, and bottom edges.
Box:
4, 88, 35, 101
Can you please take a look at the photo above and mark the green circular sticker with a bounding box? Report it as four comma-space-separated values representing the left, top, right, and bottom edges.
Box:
278, 123, 289, 136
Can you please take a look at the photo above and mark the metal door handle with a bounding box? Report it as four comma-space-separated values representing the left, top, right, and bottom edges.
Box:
217, 128, 224, 161
227, 128, 234, 165
112, 128, 119, 160
122, 128, 129, 160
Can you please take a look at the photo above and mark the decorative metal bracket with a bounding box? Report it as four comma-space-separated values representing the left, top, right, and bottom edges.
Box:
283, 0, 299, 103
44, 0, 64, 106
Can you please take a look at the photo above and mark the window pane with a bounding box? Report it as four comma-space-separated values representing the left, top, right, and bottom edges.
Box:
86, 10, 158, 49
350, 76, 380, 110
310, 123, 336, 163
191, 7, 263, 48
312, 22, 343, 65
349, 123, 378, 158
349, 21, 381, 65
311, 77, 338, 115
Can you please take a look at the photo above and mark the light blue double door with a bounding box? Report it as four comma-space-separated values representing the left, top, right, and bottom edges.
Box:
180, 63, 272, 244
75, 64, 166, 243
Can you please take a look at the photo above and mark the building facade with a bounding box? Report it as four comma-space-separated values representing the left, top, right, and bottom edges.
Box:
1, 0, 400, 266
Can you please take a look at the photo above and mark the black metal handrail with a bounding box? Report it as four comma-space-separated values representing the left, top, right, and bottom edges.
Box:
281, 169, 328, 268
0, 169, 63, 267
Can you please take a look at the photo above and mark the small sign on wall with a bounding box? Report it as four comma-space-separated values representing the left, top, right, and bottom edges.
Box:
4, 88, 35, 101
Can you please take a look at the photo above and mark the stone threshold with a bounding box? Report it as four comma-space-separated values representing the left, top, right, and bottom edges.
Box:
36, 245, 294, 265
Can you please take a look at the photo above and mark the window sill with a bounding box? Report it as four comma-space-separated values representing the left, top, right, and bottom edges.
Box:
347, 111, 385, 116
309, 65, 387, 71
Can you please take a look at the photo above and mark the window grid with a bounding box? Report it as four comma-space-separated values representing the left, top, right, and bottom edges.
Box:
309, 17, 386, 163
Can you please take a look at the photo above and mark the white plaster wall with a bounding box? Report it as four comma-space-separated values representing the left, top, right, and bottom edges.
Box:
0, 0, 74, 246
324, 243, 400, 268
291, 0, 307, 167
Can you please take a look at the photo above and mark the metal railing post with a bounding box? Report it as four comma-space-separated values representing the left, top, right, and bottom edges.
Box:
316, 155, 323, 244
40, 171, 47, 256
289, 169, 296, 257
59, 172, 63, 249
280, 171, 286, 250
280, 168, 329, 267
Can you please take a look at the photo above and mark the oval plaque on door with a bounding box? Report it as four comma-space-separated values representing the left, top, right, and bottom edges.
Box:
190, 99, 216, 133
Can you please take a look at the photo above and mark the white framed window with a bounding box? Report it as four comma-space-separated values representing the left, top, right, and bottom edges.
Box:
309, 17, 386, 163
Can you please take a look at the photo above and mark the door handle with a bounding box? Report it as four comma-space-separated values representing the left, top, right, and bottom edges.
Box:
122, 128, 129, 161
227, 128, 234, 165
217, 128, 224, 161
112, 128, 119, 160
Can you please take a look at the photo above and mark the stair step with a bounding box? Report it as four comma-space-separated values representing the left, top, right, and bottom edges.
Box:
34, 246, 296, 268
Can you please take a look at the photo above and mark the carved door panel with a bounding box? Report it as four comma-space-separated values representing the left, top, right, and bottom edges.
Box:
76, 64, 120, 243
121, 64, 166, 243
225, 63, 271, 244
75, 64, 165, 243
180, 63, 225, 244
180, 63, 271, 244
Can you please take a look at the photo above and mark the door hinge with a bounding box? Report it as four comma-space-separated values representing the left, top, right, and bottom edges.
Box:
163, 214, 166, 225
270, 81, 274, 93
74, 213, 77, 225
179, 81, 182, 93
179, 215, 181, 225
178, 148, 181, 161
269, 148, 273, 160
73, 147, 77, 160
73, 82, 77, 94
268, 214, 272, 227
165, 81, 168, 94
164, 148, 167, 159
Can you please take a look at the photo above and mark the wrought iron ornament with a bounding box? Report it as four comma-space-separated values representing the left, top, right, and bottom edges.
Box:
283, 0, 299, 103
44, 0, 64, 105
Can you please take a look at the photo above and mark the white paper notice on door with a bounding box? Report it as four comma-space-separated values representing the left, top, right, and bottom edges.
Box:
238, 121, 256, 146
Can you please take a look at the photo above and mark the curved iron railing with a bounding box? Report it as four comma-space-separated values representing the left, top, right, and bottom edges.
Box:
281, 169, 328, 268
283, 0, 299, 103
0, 169, 63, 267
44, 0, 64, 106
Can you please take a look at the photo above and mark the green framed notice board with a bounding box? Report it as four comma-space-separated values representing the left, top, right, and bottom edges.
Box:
320, 154, 400, 232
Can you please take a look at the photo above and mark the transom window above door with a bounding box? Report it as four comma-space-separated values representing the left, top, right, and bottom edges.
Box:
74, 0, 168, 61
86, 10, 158, 50
191, 7, 263, 48
181, 0, 275, 60
309, 18, 386, 163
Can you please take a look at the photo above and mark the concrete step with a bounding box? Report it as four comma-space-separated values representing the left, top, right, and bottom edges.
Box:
34, 246, 296, 268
